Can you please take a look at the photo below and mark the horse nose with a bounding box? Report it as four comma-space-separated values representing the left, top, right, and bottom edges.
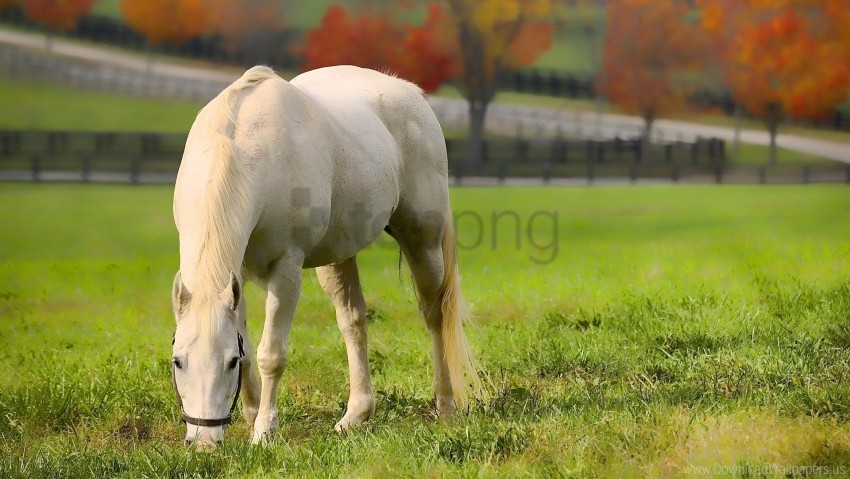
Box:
185, 437, 222, 449
195, 439, 221, 451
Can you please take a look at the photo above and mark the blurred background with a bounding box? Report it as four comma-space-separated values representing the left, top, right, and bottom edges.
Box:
0, 0, 848, 183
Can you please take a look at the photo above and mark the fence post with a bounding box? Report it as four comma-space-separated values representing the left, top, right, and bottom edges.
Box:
130, 157, 140, 184
517, 139, 528, 163
32, 155, 40, 182
691, 139, 700, 165
629, 165, 637, 184
671, 164, 680, 183
759, 166, 766, 184
714, 165, 723, 184
497, 162, 505, 185
82, 156, 91, 182
802, 165, 810, 184
846, 165, 850, 184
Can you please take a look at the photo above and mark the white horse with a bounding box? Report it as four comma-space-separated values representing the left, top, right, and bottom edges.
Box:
170, 65, 479, 447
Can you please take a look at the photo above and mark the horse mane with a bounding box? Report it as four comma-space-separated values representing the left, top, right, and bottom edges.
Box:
190, 66, 277, 341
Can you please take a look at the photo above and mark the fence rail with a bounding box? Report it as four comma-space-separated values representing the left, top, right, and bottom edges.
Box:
0, 130, 846, 185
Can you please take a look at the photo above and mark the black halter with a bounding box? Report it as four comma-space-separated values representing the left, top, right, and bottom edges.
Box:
171, 333, 245, 427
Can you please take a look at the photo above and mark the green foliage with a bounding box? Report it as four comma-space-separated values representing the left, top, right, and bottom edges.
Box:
0, 184, 849, 477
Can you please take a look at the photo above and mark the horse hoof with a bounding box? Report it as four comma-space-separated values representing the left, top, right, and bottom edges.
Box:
435, 396, 458, 418
251, 430, 273, 445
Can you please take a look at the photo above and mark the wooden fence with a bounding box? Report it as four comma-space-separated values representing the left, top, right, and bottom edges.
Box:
0, 130, 847, 185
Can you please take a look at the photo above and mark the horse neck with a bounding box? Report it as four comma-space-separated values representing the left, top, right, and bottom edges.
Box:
177, 140, 254, 295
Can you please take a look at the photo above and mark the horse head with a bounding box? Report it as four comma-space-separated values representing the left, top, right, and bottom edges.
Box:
170, 271, 244, 448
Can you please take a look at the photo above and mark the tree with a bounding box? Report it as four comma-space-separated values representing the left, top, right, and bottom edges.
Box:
23, 0, 96, 50
597, 0, 705, 156
121, 0, 206, 46
301, 3, 457, 93
302, 1, 553, 167
698, 1, 850, 163
121, 0, 206, 71
0, 0, 21, 11
205, 0, 284, 66
445, 0, 552, 166
824, 0, 850, 61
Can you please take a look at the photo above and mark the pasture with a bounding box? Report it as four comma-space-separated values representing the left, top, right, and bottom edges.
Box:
1, 183, 849, 477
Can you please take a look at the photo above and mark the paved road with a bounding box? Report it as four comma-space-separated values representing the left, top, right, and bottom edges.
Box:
1, 28, 848, 164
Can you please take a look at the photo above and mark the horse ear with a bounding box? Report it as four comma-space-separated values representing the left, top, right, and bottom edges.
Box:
172, 271, 191, 319
222, 271, 241, 312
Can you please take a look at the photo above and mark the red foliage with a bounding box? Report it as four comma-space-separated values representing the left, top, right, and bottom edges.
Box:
700, 1, 850, 122
23, 0, 96, 31
504, 22, 553, 71
301, 3, 458, 93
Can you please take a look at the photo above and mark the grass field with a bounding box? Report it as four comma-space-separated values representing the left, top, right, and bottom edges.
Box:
0, 78, 203, 132
1, 183, 849, 477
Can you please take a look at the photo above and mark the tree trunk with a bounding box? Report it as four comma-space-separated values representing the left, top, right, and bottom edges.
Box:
641, 114, 655, 163
733, 104, 742, 160
765, 102, 781, 165
465, 99, 488, 172
767, 120, 778, 165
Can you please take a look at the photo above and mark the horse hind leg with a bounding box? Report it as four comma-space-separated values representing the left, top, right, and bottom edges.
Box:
316, 257, 376, 432
392, 215, 478, 416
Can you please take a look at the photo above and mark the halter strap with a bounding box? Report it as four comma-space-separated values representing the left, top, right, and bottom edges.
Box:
171, 333, 245, 427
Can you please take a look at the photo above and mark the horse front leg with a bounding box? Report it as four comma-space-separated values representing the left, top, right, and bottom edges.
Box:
252, 259, 302, 444
236, 296, 260, 427
316, 258, 375, 432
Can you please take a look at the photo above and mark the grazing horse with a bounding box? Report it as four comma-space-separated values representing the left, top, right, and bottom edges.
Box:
170, 65, 478, 447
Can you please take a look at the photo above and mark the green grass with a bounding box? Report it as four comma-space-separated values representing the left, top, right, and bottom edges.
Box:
0, 77, 202, 132
1, 183, 849, 477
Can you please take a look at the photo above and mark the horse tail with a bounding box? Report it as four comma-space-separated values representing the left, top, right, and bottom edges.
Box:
216, 65, 277, 136
438, 215, 482, 409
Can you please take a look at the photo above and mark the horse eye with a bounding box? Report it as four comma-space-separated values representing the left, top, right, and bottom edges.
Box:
172, 358, 182, 370
228, 357, 239, 370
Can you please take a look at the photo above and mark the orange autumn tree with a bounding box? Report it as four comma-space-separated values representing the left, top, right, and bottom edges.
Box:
699, 0, 850, 163
23, 0, 96, 49
302, 3, 457, 93
598, 0, 705, 152
121, 0, 206, 46
445, 0, 552, 166
206, 0, 283, 65
121, 0, 206, 72
826, 0, 850, 59
0, 0, 21, 11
